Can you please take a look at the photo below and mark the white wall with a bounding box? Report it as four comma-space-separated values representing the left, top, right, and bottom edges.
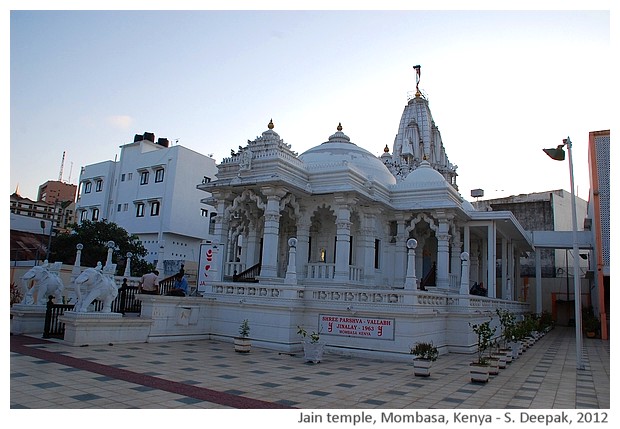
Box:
75, 139, 218, 265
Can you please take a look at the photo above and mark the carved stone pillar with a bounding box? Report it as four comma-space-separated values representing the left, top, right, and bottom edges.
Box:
436, 229, 451, 289
212, 194, 230, 281
295, 216, 311, 280
395, 218, 407, 286
259, 188, 286, 279
451, 228, 462, 290
334, 210, 352, 282
245, 218, 260, 268
470, 242, 480, 286
501, 237, 508, 299
487, 223, 496, 298
360, 210, 378, 285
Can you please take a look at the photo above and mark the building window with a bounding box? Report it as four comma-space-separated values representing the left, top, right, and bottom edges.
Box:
136, 203, 145, 217
117, 204, 122, 212
121, 173, 125, 182
150, 201, 160, 216
95, 179, 103, 192
80, 210, 88, 222
374, 239, 381, 269
140, 171, 149, 185
209, 212, 217, 235
92, 208, 99, 221
155, 168, 165, 183
202, 176, 211, 184
123, 203, 128, 211
127, 172, 133, 181
84, 182, 92, 194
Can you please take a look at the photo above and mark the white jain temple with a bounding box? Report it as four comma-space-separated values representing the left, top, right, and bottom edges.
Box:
195, 76, 533, 358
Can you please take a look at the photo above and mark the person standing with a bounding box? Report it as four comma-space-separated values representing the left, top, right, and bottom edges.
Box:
139, 270, 160, 295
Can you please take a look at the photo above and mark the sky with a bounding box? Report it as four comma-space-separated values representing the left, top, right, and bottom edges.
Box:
6, 2, 613, 204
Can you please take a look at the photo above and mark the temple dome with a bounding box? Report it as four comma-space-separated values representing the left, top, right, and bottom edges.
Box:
299, 124, 397, 186
402, 159, 449, 188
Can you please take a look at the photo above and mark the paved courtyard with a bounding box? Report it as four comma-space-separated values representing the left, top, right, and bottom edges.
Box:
10, 326, 609, 410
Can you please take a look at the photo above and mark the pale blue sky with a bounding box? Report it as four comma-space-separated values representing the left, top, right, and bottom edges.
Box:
8, 5, 611, 203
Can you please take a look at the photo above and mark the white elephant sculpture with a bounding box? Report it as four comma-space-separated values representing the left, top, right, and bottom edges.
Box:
73, 267, 119, 313
21, 265, 64, 305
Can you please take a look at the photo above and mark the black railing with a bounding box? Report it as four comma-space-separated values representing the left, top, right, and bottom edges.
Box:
158, 274, 177, 295
42, 283, 145, 339
43, 296, 74, 339
118, 285, 142, 314
233, 263, 261, 283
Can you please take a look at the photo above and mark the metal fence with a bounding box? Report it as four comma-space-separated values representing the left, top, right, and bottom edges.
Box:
42, 285, 144, 339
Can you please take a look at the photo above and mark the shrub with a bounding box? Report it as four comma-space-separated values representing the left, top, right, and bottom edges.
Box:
10, 282, 23, 307
238, 319, 250, 338
297, 326, 320, 343
470, 318, 496, 365
410, 342, 439, 361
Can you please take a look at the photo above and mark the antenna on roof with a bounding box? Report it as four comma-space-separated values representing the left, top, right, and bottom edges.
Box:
58, 151, 66, 182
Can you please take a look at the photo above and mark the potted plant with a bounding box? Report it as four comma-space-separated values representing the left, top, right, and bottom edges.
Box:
297, 325, 324, 363
583, 307, 599, 338
469, 318, 496, 383
410, 341, 439, 377
234, 319, 251, 353
490, 340, 508, 369
496, 308, 515, 363
538, 310, 554, 333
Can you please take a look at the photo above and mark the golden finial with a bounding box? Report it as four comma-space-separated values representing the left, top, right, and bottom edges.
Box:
337, 122, 342, 132
423, 154, 427, 160
268, 119, 274, 129
384, 145, 390, 153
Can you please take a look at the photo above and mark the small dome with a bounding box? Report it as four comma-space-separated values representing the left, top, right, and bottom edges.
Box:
461, 198, 477, 212
402, 160, 448, 188
299, 124, 397, 186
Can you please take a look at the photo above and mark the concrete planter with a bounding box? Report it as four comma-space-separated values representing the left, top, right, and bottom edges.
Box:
500, 348, 513, 364
234, 337, 252, 353
508, 341, 520, 359
303, 341, 325, 363
492, 353, 507, 369
488, 357, 500, 375
413, 358, 433, 377
470, 363, 490, 383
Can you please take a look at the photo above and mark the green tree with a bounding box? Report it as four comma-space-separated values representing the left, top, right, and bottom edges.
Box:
51, 220, 153, 276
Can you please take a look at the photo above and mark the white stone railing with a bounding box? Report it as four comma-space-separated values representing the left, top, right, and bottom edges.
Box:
205, 281, 532, 314
309, 288, 401, 304
212, 283, 283, 298
449, 274, 459, 288
349, 266, 363, 282
224, 262, 245, 277
305, 263, 335, 279
304, 263, 363, 283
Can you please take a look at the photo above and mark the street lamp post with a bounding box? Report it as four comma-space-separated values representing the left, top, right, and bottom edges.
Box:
543, 137, 585, 370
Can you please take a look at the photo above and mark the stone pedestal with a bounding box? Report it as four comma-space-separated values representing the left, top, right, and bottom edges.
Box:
59, 311, 151, 346
10, 304, 47, 335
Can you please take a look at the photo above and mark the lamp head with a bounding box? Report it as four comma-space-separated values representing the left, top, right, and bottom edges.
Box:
543, 145, 566, 161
